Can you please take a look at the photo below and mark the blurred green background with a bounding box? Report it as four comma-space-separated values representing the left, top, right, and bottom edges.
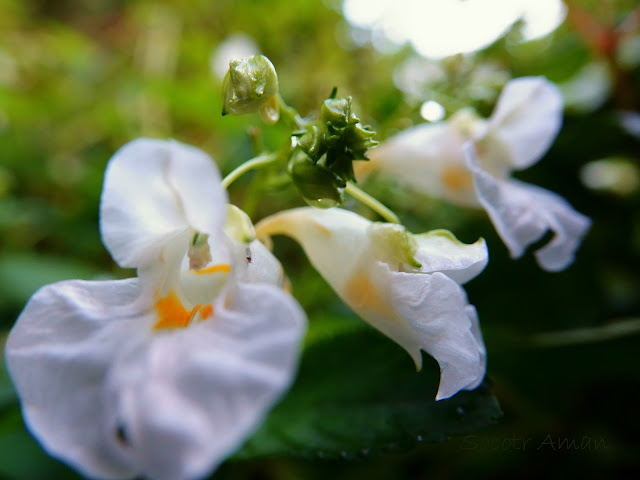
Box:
1, 0, 639, 478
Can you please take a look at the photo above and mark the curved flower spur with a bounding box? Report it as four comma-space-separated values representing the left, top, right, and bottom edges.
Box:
256, 207, 488, 400
368, 77, 591, 271
5, 139, 306, 480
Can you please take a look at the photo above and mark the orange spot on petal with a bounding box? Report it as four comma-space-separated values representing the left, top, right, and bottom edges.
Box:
153, 293, 214, 330
442, 165, 473, 192
154, 292, 191, 330
199, 304, 214, 320
345, 273, 397, 318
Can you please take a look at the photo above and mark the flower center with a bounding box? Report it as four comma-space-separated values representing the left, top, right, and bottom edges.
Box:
153, 291, 215, 331
153, 291, 213, 330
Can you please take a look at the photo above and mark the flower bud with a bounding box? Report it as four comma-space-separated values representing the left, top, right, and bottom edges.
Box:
320, 96, 354, 129
295, 91, 378, 189
222, 55, 279, 119
288, 149, 344, 208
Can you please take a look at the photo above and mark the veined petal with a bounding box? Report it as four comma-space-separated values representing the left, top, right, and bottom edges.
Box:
465, 143, 591, 271
100, 139, 227, 269
413, 230, 488, 284
103, 282, 305, 480
391, 271, 486, 400
484, 76, 563, 170
368, 123, 479, 207
4, 279, 148, 479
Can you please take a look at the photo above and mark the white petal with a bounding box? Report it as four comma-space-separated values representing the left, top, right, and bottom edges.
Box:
485, 76, 563, 170
244, 240, 286, 287
368, 123, 480, 207
256, 208, 371, 293
391, 271, 486, 400
100, 138, 227, 269
256, 208, 486, 399
103, 282, 305, 480
4, 279, 148, 479
465, 144, 591, 271
464, 304, 486, 391
413, 230, 488, 284
256, 209, 417, 357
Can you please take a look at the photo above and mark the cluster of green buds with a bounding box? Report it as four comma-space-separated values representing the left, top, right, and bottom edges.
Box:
221, 55, 378, 208
289, 89, 377, 207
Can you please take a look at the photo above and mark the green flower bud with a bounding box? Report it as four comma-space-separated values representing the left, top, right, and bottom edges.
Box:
295, 90, 377, 186
296, 125, 325, 159
222, 55, 279, 119
288, 149, 344, 208
320, 96, 354, 130
342, 122, 378, 159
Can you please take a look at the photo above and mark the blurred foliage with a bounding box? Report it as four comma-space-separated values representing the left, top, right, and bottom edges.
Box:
238, 326, 500, 460
1, 0, 639, 478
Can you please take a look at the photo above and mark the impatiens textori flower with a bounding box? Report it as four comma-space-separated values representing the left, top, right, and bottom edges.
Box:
367, 76, 591, 272
5, 139, 306, 480
255, 207, 488, 400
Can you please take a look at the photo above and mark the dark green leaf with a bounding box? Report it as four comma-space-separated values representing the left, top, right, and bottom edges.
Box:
237, 326, 501, 459
0, 253, 103, 308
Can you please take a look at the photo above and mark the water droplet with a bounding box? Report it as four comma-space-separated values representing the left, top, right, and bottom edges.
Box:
340, 451, 347, 459
259, 102, 280, 125
456, 406, 465, 416
304, 197, 341, 209
361, 448, 370, 456
417, 435, 423, 442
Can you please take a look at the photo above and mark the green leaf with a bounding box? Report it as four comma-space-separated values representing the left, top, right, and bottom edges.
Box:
237, 325, 501, 459
0, 253, 102, 308
0, 409, 82, 480
0, 339, 17, 412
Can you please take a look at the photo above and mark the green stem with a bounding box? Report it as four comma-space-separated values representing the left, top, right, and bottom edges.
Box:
530, 318, 640, 348
221, 153, 277, 190
278, 94, 305, 129
344, 182, 400, 224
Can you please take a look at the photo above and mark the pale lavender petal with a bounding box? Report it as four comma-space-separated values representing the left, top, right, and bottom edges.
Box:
465, 143, 591, 271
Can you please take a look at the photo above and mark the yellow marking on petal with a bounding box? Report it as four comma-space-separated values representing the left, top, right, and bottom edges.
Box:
153, 293, 214, 330
224, 295, 233, 309
442, 165, 473, 192
311, 220, 331, 236
345, 273, 397, 318
283, 277, 292, 294
154, 292, 191, 330
195, 263, 231, 275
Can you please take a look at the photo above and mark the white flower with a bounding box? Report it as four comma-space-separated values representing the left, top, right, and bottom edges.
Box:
5, 139, 306, 480
368, 76, 591, 271
256, 207, 487, 400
